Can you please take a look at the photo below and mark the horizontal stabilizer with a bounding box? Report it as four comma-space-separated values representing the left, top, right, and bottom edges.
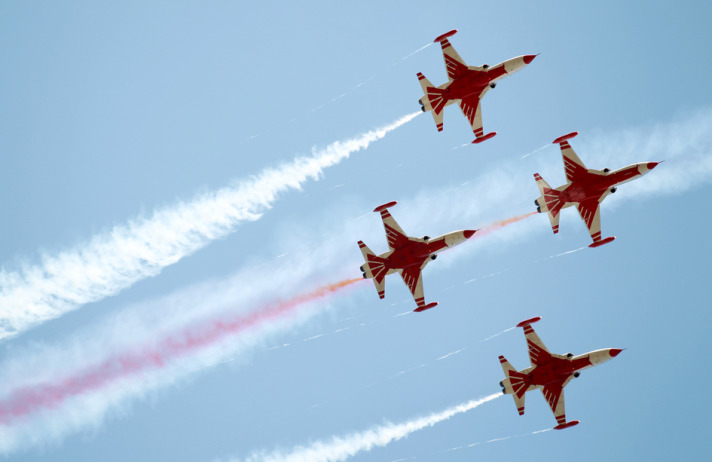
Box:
533, 173, 563, 234
357, 241, 388, 299
499, 355, 527, 415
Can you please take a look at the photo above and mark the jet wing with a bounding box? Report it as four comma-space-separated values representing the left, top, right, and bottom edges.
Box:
378, 208, 410, 250
576, 199, 604, 244
541, 384, 568, 427
438, 37, 469, 81
559, 141, 588, 183
522, 322, 552, 366
458, 91, 489, 138
399, 259, 430, 309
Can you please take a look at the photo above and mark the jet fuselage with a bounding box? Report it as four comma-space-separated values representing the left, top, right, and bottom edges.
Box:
440, 56, 530, 104
517, 348, 621, 388
556, 162, 658, 209
381, 230, 473, 271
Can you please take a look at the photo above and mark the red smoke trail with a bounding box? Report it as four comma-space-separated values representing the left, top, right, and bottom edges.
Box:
475, 212, 537, 239
0, 277, 363, 424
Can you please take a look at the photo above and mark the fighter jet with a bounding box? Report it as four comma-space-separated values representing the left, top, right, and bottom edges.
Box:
357, 201, 476, 312
498, 317, 623, 430
417, 29, 536, 144
534, 132, 660, 247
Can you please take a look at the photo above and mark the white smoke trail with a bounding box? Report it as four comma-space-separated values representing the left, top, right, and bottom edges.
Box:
0, 109, 710, 453
0, 112, 419, 341
401, 107, 712, 265
440, 427, 552, 455
0, 259, 360, 454
519, 143, 551, 159
237, 393, 501, 462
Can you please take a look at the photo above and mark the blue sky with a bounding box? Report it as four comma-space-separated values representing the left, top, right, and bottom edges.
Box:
1, 1, 711, 461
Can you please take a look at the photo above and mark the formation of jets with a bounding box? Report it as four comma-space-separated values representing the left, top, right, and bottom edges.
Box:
354, 29, 660, 430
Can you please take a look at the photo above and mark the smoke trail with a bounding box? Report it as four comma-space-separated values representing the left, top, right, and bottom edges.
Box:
0, 278, 362, 423
1, 109, 709, 454
0, 113, 418, 341
480, 327, 515, 342
237, 393, 501, 462
474, 212, 538, 239
520, 144, 550, 159
440, 427, 552, 455
399, 42, 432, 61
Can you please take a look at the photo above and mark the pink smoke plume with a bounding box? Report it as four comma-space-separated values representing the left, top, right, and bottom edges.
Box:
475, 212, 537, 238
0, 277, 364, 424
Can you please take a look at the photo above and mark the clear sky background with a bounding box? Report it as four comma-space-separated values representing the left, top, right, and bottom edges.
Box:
1, 1, 711, 461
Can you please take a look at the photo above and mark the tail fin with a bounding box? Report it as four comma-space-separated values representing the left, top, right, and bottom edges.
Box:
358, 241, 387, 299
417, 72, 446, 131
533, 173, 564, 234
498, 355, 528, 416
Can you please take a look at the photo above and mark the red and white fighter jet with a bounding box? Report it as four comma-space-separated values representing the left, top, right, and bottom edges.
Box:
499, 317, 623, 430
417, 29, 536, 143
358, 201, 476, 312
534, 132, 660, 247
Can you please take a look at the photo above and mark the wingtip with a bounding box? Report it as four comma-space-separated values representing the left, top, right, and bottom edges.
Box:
553, 132, 579, 144
414, 302, 438, 312
472, 132, 497, 144
588, 236, 616, 248
373, 201, 398, 213
516, 316, 541, 328
434, 29, 458, 43
554, 420, 580, 430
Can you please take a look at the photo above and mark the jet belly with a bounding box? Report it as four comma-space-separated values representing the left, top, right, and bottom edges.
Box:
445, 75, 488, 100
385, 249, 424, 270
561, 177, 613, 204
529, 359, 574, 386
556, 183, 587, 208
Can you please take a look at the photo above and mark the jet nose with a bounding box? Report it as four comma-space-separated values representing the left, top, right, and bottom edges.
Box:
609, 348, 624, 358
463, 230, 477, 239
647, 162, 660, 170
523, 54, 537, 65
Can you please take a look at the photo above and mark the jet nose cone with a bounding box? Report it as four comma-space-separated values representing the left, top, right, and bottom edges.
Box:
463, 230, 477, 239
647, 162, 660, 170
609, 348, 624, 358
523, 54, 537, 65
